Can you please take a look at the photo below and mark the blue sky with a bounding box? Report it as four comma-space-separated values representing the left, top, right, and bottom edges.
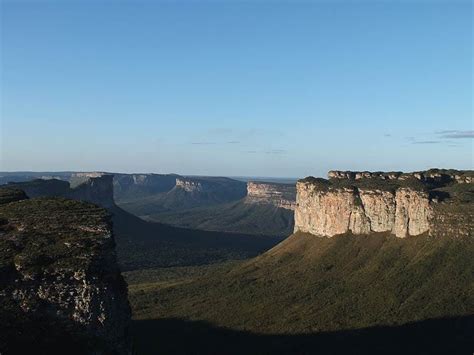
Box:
1, 0, 472, 177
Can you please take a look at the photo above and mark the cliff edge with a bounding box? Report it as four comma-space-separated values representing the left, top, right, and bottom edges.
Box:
295, 169, 473, 238
4, 174, 116, 209
0, 188, 131, 354
245, 181, 296, 210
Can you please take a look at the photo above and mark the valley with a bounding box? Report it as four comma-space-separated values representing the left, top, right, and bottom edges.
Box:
1, 169, 473, 354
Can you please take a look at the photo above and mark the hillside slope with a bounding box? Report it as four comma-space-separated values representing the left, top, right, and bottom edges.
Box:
118, 176, 247, 215
129, 232, 474, 352
111, 206, 283, 270
143, 199, 294, 237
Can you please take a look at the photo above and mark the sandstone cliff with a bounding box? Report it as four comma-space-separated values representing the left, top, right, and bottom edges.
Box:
0, 188, 131, 354
245, 181, 296, 210
176, 177, 204, 192
295, 170, 473, 238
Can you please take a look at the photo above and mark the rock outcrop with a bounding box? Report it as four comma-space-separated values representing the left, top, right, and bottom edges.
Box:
328, 169, 473, 184
69, 174, 115, 208
176, 177, 204, 192
0, 188, 131, 354
245, 182, 296, 210
295, 170, 473, 238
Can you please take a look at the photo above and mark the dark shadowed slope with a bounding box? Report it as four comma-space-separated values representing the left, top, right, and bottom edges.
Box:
110, 206, 283, 271
131, 316, 474, 355
3, 178, 283, 270
142, 199, 294, 237
113, 173, 179, 202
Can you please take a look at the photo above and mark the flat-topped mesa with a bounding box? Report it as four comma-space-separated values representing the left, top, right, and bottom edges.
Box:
0, 190, 131, 354
113, 173, 177, 198
70, 174, 115, 208
295, 170, 473, 238
4, 174, 116, 209
173, 177, 247, 200
68, 171, 108, 187
245, 182, 296, 210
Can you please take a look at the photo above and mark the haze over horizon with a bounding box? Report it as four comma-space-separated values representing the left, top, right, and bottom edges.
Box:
1, 0, 472, 177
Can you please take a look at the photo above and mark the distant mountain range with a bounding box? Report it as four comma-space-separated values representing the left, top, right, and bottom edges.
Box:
1, 171, 296, 238
1, 175, 283, 270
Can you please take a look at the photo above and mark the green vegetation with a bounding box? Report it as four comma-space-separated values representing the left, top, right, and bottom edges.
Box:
0, 188, 27, 204
5, 179, 71, 198
301, 176, 428, 192
110, 206, 283, 271
142, 200, 294, 237
433, 182, 474, 204
118, 176, 247, 215
113, 174, 178, 202
0, 192, 123, 354
127, 232, 474, 335
0, 196, 111, 276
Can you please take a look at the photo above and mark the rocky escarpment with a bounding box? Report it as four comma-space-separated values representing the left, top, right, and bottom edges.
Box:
68, 172, 108, 187
0, 188, 131, 354
176, 177, 204, 192
70, 174, 115, 208
295, 170, 473, 238
5, 174, 116, 209
173, 176, 247, 202
113, 173, 178, 202
245, 182, 296, 210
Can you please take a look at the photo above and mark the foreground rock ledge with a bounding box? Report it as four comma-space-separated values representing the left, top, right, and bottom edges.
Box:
0, 189, 131, 354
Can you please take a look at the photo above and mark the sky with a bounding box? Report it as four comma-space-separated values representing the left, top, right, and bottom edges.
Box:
1, 0, 472, 178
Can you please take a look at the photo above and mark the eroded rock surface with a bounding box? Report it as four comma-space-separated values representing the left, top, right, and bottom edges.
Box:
295, 170, 473, 238
176, 177, 204, 192
0, 190, 131, 354
245, 182, 296, 210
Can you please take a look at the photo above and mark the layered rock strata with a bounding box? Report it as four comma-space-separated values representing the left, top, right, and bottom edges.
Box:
245, 182, 296, 210
295, 170, 472, 238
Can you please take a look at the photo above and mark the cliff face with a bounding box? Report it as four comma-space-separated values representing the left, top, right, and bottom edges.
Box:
173, 177, 247, 202
69, 175, 115, 208
113, 173, 178, 202
295, 170, 473, 238
5, 174, 116, 209
245, 182, 296, 210
176, 177, 204, 192
69, 172, 108, 187
0, 188, 131, 354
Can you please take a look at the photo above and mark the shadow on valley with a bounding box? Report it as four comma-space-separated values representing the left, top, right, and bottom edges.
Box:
131, 316, 474, 355
110, 206, 284, 271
